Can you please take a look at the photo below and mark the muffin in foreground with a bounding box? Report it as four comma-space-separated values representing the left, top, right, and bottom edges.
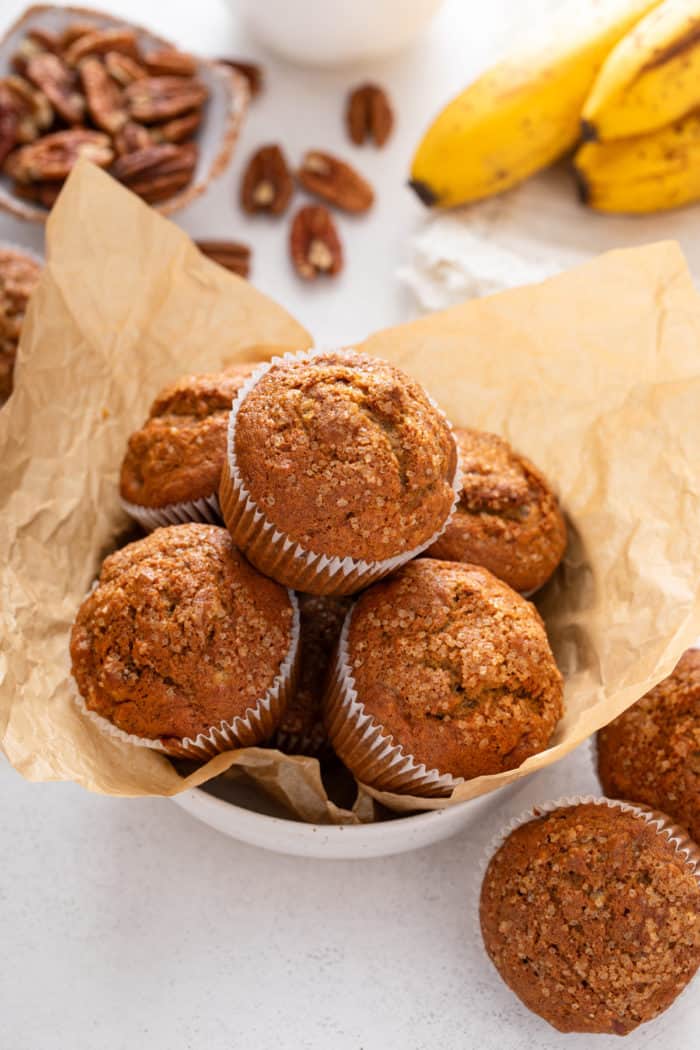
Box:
120, 365, 255, 530
70, 524, 299, 758
597, 649, 700, 843
219, 349, 459, 595
427, 428, 567, 594
0, 246, 42, 404
272, 593, 350, 756
480, 800, 700, 1035
324, 559, 563, 795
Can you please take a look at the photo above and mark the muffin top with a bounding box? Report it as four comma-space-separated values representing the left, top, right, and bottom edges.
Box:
275, 593, 350, 753
232, 350, 458, 562
0, 247, 41, 403
120, 366, 254, 508
428, 428, 567, 593
598, 649, 700, 843
480, 802, 700, 1035
70, 524, 295, 744
346, 559, 563, 780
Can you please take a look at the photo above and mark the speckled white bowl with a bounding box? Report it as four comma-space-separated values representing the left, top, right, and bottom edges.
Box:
172, 778, 506, 859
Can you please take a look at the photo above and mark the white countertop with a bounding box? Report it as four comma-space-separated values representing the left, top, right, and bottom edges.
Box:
1, 1, 698, 1047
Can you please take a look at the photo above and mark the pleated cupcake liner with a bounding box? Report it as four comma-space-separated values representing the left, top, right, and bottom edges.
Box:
323, 607, 463, 797
120, 491, 221, 532
72, 590, 300, 760
219, 347, 462, 596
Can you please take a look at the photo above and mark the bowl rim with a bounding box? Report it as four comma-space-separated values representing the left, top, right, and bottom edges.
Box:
0, 2, 249, 222
175, 782, 464, 836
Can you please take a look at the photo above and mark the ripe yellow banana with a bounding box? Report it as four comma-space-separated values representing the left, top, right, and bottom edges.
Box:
582, 0, 700, 141
574, 112, 700, 212
409, 0, 663, 209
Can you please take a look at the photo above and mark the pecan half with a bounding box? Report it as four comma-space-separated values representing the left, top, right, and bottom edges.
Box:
12, 178, 62, 208
0, 101, 18, 166
125, 169, 193, 203
2, 76, 53, 142
64, 28, 139, 66
79, 57, 127, 134
218, 58, 263, 98
111, 142, 185, 182
5, 129, 113, 182
26, 52, 84, 125
125, 76, 207, 123
289, 205, 342, 280
196, 239, 251, 278
240, 144, 292, 215
151, 109, 202, 144
58, 23, 96, 52
346, 83, 393, 147
104, 51, 147, 86
144, 48, 197, 77
11, 37, 46, 76
297, 150, 373, 214
113, 120, 152, 155
27, 27, 60, 53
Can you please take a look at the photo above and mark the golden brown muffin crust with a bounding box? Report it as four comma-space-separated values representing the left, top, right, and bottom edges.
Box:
428, 428, 567, 594
480, 803, 700, 1035
120, 368, 254, 508
274, 593, 350, 753
0, 248, 41, 403
233, 350, 458, 562
598, 649, 700, 843
70, 524, 294, 744
345, 559, 563, 779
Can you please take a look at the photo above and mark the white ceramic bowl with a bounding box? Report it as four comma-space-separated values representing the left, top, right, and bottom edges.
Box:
0, 4, 248, 222
172, 776, 511, 859
231, 0, 445, 67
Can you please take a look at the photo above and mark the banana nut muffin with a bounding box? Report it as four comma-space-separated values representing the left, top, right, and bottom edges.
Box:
120, 364, 255, 510
273, 593, 350, 755
428, 428, 567, 594
220, 349, 459, 593
70, 524, 296, 754
480, 802, 700, 1035
0, 247, 41, 403
598, 649, 700, 843
327, 558, 563, 786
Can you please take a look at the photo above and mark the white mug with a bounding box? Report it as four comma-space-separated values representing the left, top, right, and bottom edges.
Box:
231, 0, 445, 67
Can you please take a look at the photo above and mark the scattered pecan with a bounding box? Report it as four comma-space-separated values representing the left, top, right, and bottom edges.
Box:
64, 28, 139, 66
289, 205, 342, 280
5, 128, 113, 182
144, 48, 197, 77
346, 83, 393, 147
241, 144, 292, 215
196, 239, 251, 278
26, 52, 84, 125
112, 120, 152, 155
104, 51, 147, 86
297, 150, 373, 214
218, 58, 263, 98
151, 109, 202, 144
2, 76, 53, 142
79, 56, 127, 134
125, 76, 207, 123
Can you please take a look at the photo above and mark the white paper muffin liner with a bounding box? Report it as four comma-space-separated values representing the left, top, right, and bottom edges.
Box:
323, 606, 463, 797
219, 348, 463, 596
120, 491, 221, 532
473, 794, 700, 1029
72, 590, 300, 760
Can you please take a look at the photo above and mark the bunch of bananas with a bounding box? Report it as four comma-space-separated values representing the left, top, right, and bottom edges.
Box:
410, 0, 700, 215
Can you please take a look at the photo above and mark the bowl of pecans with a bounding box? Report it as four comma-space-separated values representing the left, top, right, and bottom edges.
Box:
0, 4, 249, 221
